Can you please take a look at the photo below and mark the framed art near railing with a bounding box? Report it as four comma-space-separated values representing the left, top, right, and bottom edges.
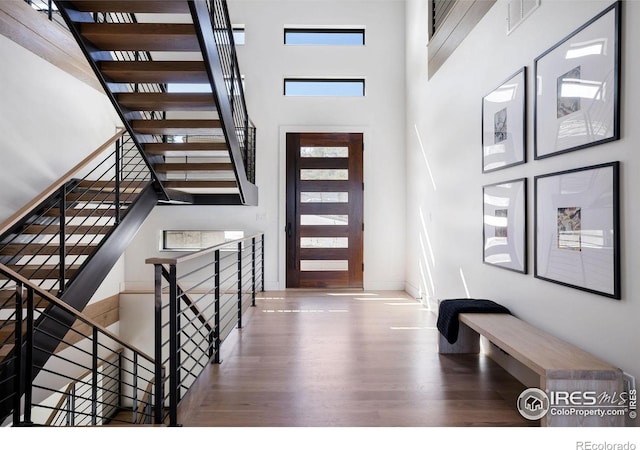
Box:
482, 68, 526, 173
534, 162, 620, 299
483, 178, 527, 273
534, 1, 621, 159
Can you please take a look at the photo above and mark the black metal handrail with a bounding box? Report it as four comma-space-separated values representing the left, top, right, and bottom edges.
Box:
190, 0, 258, 205
206, 0, 256, 184
146, 233, 264, 426
0, 130, 152, 307
0, 264, 159, 426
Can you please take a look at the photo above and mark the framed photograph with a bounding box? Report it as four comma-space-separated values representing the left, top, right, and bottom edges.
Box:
483, 178, 527, 273
482, 68, 526, 173
534, 1, 621, 159
534, 162, 620, 299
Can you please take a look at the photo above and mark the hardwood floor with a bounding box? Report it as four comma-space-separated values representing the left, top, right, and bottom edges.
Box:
177, 290, 538, 427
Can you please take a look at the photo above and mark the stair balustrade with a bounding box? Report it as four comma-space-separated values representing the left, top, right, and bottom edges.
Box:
0, 265, 159, 426
146, 233, 264, 426
0, 129, 157, 424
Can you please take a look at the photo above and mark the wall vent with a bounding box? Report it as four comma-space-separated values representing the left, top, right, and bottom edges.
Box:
507, 0, 540, 35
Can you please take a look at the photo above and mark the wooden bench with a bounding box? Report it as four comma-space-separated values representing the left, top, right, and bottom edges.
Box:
439, 313, 625, 426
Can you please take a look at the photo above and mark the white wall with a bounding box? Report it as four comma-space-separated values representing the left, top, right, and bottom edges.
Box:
0, 35, 122, 224
405, 0, 640, 382
123, 0, 407, 291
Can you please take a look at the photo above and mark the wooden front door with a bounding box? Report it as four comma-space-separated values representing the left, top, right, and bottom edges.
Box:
286, 133, 364, 288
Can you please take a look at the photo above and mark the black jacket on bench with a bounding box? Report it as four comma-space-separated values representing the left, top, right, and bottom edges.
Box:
437, 299, 511, 344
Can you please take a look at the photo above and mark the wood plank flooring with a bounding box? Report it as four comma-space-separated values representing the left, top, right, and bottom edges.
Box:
177, 290, 538, 427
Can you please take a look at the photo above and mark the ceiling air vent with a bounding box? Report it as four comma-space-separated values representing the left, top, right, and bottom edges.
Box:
507, 0, 540, 35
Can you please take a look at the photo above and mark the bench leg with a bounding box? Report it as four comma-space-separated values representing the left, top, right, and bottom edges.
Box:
438, 323, 480, 354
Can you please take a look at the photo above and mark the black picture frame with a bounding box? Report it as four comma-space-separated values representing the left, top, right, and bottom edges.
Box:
482, 68, 527, 173
534, 162, 620, 299
534, 1, 621, 159
482, 178, 527, 274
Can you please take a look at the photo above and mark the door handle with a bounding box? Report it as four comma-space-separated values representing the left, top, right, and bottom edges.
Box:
286, 222, 292, 238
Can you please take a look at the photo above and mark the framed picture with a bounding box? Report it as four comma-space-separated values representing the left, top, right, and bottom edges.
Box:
534, 1, 621, 159
534, 162, 620, 299
482, 68, 526, 173
483, 178, 527, 273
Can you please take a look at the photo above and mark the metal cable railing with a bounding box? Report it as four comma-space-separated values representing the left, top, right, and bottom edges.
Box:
146, 233, 264, 426
0, 131, 152, 355
206, 0, 256, 183
0, 265, 158, 426
24, 0, 66, 28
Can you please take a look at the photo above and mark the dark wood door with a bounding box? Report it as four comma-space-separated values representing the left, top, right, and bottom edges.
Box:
286, 133, 364, 288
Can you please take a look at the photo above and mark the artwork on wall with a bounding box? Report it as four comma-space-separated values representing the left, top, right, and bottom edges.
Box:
534, 1, 621, 159
483, 178, 527, 273
534, 162, 620, 299
482, 67, 526, 172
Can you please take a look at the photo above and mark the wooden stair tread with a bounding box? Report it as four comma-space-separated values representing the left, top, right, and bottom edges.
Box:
75, 180, 147, 191
0, 344, 15, 359
101, 61, 209, 84
69, 1, 190, 14
0, 292, 52, 308
0, 326, 21, 342
132, 119, 222, 135
104, 408, 161, 426
144, 142, 228, 154
4, 265, 81, 279
66, 191, 139, 202
164, 181, 237, 189
118, 93, 216, 112
80, 23, 199, 52
44, 207, 125, 218
0, 243, 99, 256
21, 224, 113, 235
154, 163, 234, 172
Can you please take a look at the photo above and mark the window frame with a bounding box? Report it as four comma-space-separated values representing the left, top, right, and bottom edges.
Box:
283, 78, 366, 97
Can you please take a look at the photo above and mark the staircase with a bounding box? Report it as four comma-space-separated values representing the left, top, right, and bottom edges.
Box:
55, 0, 258, 205
0, 0, 256, 425
0, 131, 158, 423
0, 131, 150, 357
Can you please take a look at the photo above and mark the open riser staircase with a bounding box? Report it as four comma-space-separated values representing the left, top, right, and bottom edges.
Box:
1, 0, 257, 426
0, 133, 147, 309
55, 0, 258, 205
0, 130, 159, 425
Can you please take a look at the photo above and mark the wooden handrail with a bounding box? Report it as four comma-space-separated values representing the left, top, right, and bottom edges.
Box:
45, 383, 75, 426
135, 378, 155, 424
0, 128, 126, 236
145, 232, 263, 265
0, 263, 154, 364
